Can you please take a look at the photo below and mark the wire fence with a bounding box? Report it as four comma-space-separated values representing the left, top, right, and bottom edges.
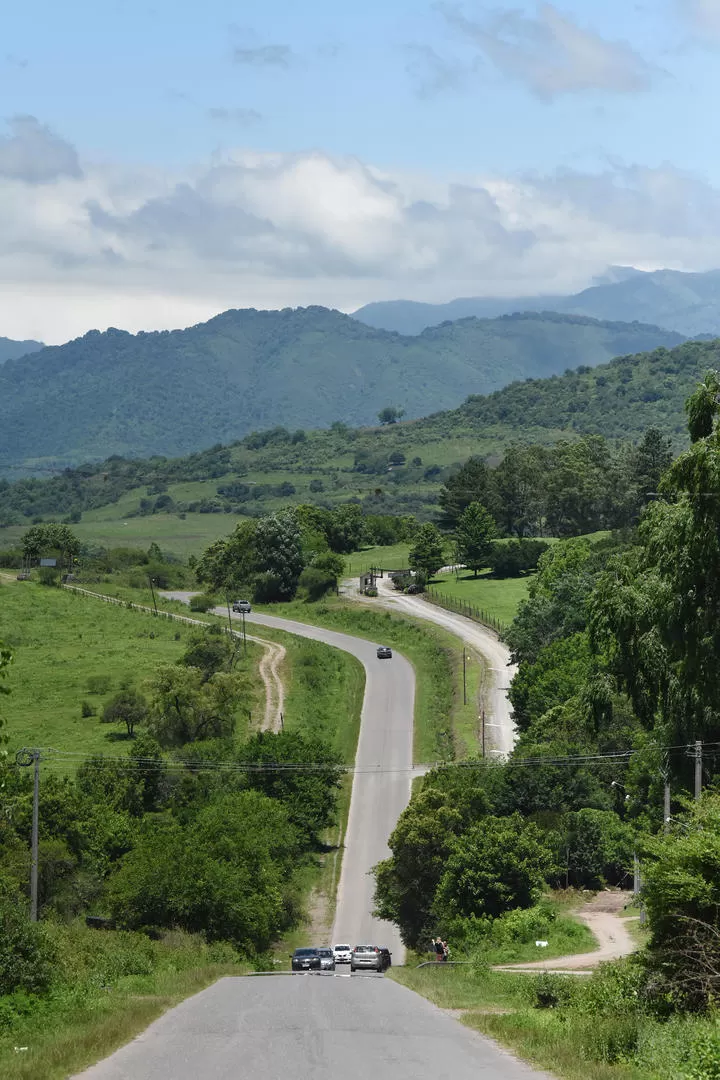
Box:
425, 586, 508, 636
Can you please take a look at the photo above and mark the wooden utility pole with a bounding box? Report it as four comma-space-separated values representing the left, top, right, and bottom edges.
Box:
664, 779, 671, 832
16, 749, 40, 920
462, 650, 467, 705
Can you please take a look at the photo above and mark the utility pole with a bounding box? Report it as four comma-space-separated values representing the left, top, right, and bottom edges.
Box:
225, 594, 233, 634
242, 609, 247, 655
695, 740, 703, 801
148, 576, 158, 616
481, 708, 486, 758
664, 779, 671, 833
633, 853, 641, 896
462, 650, 467, 705
16, 749, 40, 921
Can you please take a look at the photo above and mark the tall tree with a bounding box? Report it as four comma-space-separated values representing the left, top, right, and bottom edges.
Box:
438, 457, 499, 529
494, 445, 547, 537
377, 406, 404, 425
253, 509, 304, 600
408, 523, 445, 579
454, 502, 496, 576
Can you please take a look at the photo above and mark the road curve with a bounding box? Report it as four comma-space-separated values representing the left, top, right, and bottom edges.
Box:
75, 974, 552, 1080
243, 611, 415, 960
372, 577, 517, 755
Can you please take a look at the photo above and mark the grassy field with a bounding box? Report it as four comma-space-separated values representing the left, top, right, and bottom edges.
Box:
0, 512, 249, 559
345, 543, 412, 575
0, 577, 263, 758
428, 570, 531, 629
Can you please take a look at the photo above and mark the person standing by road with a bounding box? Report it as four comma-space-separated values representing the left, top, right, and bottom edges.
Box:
441, 940, 449, 962
434, 937, 444, 962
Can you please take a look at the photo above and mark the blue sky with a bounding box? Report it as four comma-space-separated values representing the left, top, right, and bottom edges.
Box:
2, 0, 720, 341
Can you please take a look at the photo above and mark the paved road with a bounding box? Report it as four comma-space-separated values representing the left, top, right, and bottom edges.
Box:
244, 611, 415, 959
162, 595, 415, 960
373, 578, 517, 755
75, 975, 551, 1080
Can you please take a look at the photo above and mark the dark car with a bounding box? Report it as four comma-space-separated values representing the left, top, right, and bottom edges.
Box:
232, 600, 252, 613
291, 947, 321, 971
378, 947, 392, 970
350, 945, 384, 972
376, 646, 393, 660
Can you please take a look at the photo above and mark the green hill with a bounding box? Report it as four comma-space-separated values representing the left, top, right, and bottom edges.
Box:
0, 337, 716, 547
0, 306, 682, 468
0, 336, 43, 364
355, 267, 720, 337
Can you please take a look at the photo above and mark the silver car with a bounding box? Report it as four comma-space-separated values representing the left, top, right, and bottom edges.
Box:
318, 947, 336, 971
350, 945, 384, 972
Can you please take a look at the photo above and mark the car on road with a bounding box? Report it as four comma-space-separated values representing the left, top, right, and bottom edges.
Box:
333, 943, 352, 964
350, 945, 385, 972
232, 600, 252, 613
378, 947, 392, 970
318, 948, 336, 971
376, 646, 392, 659
291, 947, 321, 972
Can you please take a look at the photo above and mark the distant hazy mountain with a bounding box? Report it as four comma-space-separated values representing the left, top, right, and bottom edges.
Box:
0, 336, 43, 365
354, 268, 720, 338
0, 306, 684, 467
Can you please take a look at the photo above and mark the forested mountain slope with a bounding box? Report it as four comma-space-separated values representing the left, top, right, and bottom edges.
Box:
0, 336, 43, 364
355, 267, 720, 337
0, 307, 681, 467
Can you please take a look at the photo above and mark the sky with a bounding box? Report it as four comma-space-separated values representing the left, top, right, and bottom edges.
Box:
2, 0, 720, 343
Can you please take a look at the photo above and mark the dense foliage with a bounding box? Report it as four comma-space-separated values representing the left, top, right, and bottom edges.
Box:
0, 307, 682, 467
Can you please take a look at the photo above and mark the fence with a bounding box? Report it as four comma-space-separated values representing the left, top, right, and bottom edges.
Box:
425, 586, 507, 636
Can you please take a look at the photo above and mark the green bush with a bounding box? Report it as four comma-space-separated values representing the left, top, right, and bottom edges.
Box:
188, 593, 216, 612
531, 972, 576, 1010
298, 566, 336, 602
37, 566, 61, 586
0, 898, 55, 996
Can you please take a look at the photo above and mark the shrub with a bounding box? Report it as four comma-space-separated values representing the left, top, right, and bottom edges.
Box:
531, 972, 576, 1010
37, 566, 61, 586
0, 897, 55, 996
188, 593, 216, 612
81, 700, 96, 718
299, 567, 336, 601
86, 674, 112, 694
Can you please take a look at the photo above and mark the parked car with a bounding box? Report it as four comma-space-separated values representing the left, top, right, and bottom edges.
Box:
291, 947, 321, 971
333, 943, 352, 964
318, 947, 336, 971
350, 945, 384, 972
232, 600, 252, 613
376, 646, 392, 659
378, 947, 392, 970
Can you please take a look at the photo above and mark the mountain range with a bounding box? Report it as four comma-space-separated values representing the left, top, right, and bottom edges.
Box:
0, 337, 43, 365
0, 306, 683, 469
354, 267, 720, 338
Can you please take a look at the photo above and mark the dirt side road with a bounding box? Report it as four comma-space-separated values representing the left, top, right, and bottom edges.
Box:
497, 892, 637, 973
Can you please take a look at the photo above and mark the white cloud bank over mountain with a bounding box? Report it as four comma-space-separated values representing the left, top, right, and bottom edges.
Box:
2, 115, 720, 343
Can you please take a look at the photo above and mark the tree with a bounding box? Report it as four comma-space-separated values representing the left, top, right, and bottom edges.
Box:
148, 666, 247, 747
409, 523, 445, 579
179, 626, 234, 681
454, 502, 496, 576
433, 813, 556, 923
107, 791, 301, 952
629, 427, 672, 508
438, 456, 500, 529
101, 688, 148, 737
253, 509, 304, 600
238, 731, 344, 846
640, 793, 720, 1009
21, 522, 80, 566
377, 406, 405, 425
494, 445, 547, 536
195, 520, 257, 593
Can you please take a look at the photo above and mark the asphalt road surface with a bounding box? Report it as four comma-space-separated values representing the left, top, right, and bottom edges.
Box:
244, 611, 415, 961
373, 578, 517, 755
75, 975, 552, 1080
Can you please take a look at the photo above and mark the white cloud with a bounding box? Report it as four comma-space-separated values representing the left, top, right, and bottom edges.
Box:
2, 117, 720, 342
438, 2, 660, 99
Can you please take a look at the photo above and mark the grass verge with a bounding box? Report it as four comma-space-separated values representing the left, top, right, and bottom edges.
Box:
0, 926, 249, 1080
427, 570, 531, 631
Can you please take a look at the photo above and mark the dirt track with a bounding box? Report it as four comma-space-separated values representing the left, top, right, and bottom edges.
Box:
496, 892, 637, 973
